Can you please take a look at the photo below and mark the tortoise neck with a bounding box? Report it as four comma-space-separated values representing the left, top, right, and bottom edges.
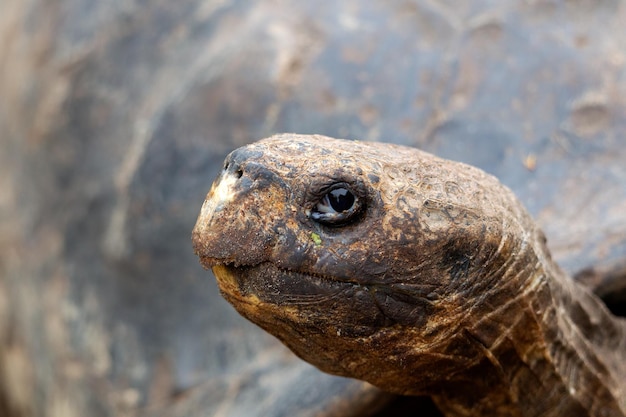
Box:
434, 247, 626, 417
536, 262, 626, 415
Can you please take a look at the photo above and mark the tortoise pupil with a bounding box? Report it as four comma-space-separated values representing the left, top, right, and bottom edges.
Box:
309, 184, 362, 226
328, 188, 355, 212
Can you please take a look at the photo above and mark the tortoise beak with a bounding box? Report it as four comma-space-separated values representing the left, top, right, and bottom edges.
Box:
191, 169, 241, 269
192, 147, 286, 271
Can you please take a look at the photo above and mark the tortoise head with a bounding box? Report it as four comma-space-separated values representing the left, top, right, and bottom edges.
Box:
192, 134, 544, 395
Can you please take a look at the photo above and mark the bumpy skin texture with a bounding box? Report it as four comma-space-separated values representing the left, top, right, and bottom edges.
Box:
192, 134, 626, 417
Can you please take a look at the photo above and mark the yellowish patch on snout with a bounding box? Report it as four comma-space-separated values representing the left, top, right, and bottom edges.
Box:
212, 265, 306, 328
212, 264, 263, 309
212, 264, 239, 290
199, 172, 239, 221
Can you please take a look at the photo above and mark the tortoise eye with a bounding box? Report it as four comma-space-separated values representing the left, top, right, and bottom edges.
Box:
310, 185, 362, 226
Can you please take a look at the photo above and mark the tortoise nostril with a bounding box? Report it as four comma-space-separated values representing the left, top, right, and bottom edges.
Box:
224, 147, 263, 179
223, 160, 244, 178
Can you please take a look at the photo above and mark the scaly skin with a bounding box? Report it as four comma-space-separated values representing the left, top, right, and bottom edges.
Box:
192, 134, 626, 416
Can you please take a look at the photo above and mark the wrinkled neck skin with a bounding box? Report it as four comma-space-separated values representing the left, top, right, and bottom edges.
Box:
432, 234, 626, 417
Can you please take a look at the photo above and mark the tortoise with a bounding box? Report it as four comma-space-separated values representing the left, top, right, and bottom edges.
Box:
192, 134, 626, 416
1, 1, 626, 416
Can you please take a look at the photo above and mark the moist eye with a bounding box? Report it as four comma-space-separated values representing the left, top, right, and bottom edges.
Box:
318, 188, 355, 213
310, 185, 362, 226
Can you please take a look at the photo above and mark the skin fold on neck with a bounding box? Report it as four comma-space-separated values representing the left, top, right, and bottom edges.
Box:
431, 236, 626, 417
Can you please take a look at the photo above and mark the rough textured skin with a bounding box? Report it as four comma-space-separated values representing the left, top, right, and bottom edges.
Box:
193, 134, 626, 416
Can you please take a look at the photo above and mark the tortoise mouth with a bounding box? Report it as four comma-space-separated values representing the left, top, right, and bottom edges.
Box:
211, 261, 439, 331
212, 261, 360, 305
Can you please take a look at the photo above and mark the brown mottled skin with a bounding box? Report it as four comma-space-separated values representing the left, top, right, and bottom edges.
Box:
192, 134, 626, 417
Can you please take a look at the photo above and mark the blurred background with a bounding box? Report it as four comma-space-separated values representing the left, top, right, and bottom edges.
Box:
1, 1, 625, 416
